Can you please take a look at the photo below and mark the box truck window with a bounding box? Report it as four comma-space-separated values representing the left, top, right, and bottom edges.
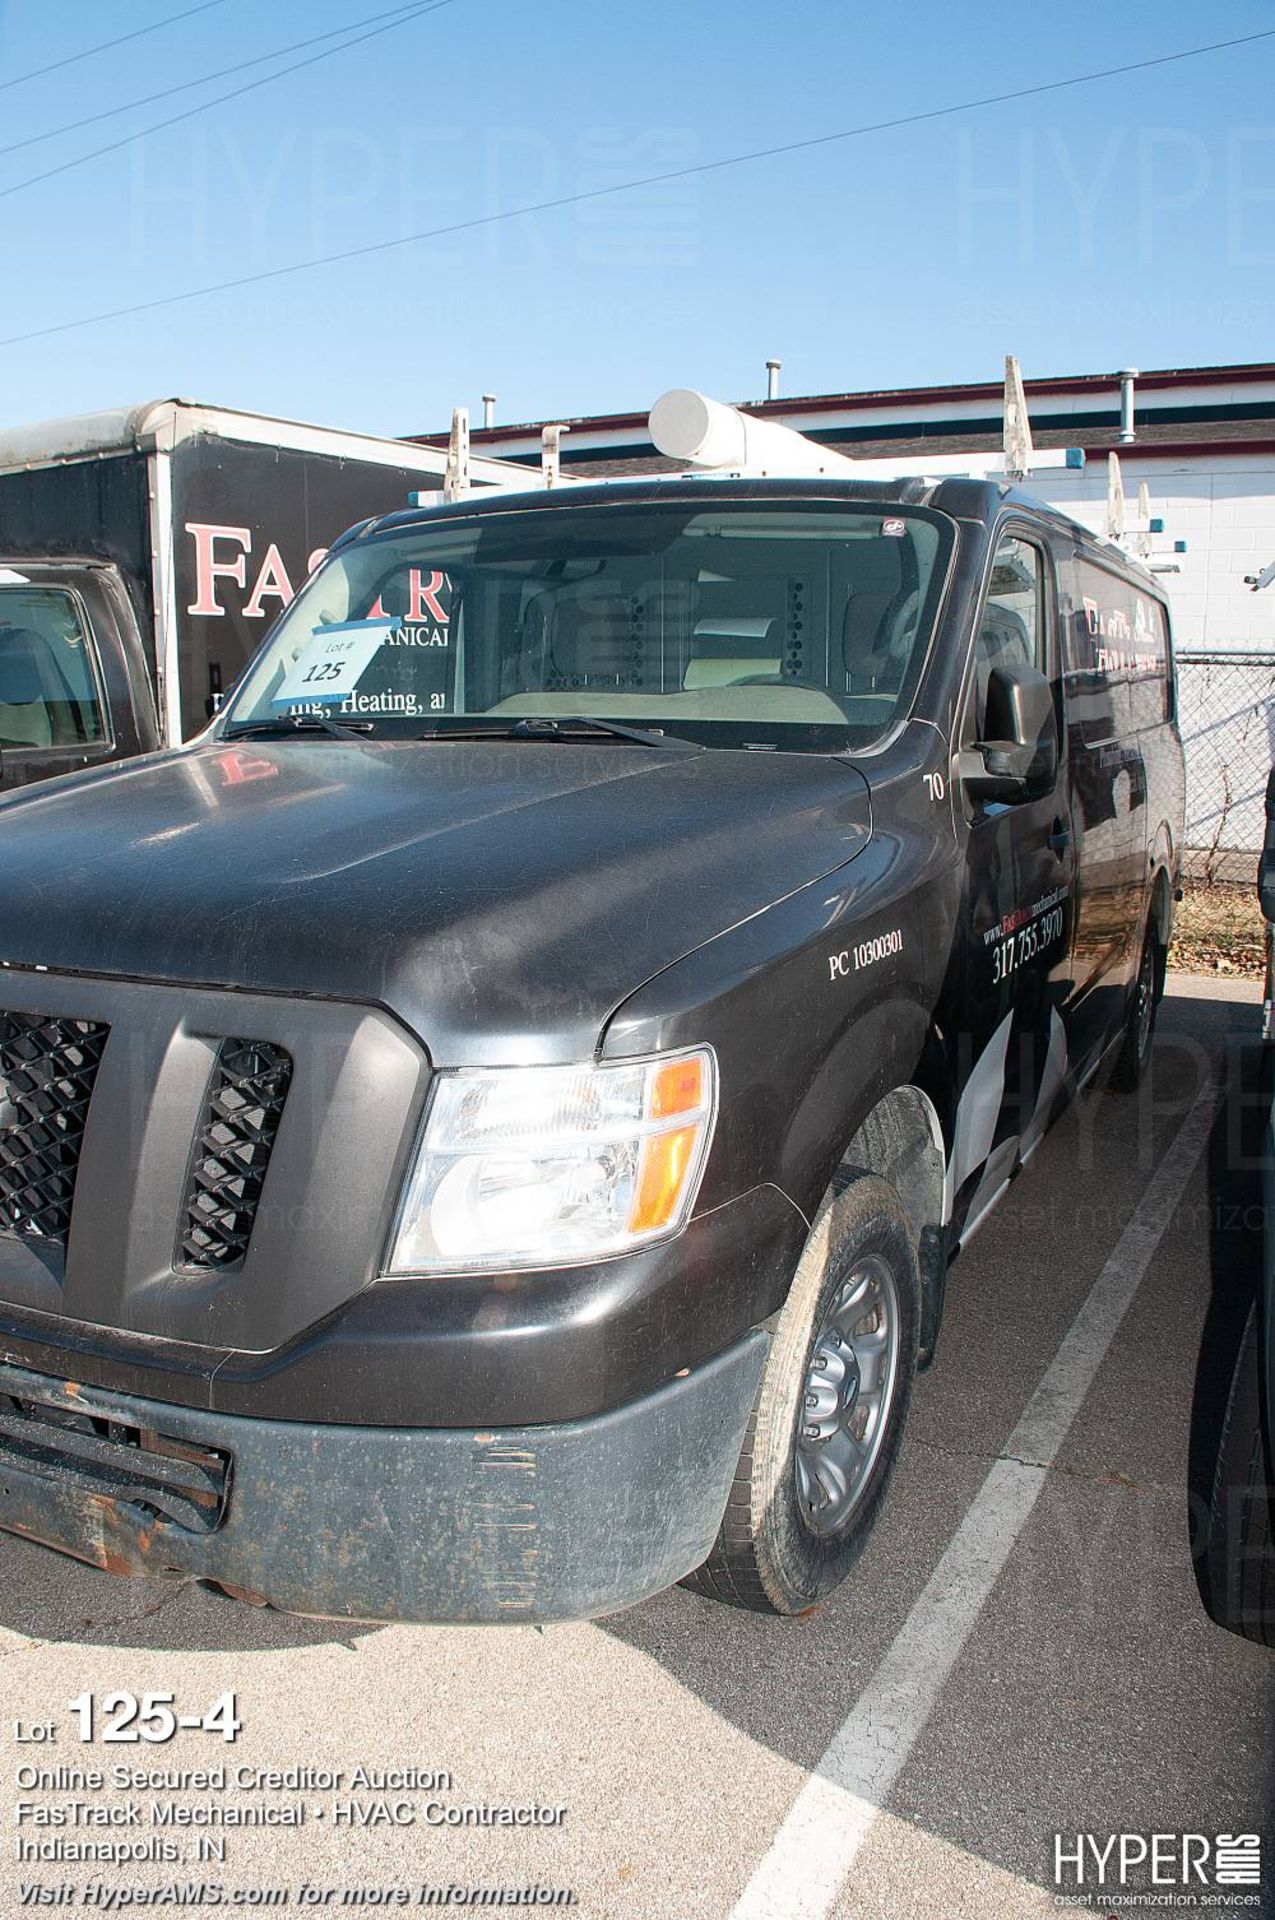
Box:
0, 588, 105, 750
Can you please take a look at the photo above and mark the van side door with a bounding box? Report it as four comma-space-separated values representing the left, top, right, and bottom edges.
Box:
1059, 548, 1149, 1074
950, 525, 1075, 1239
0, 564, 159, 792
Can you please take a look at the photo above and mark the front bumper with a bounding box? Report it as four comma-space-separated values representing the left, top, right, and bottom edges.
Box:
0, 1334, 767, 1623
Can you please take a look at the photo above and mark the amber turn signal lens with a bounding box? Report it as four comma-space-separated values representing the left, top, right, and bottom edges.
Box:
628, 1054, 713, 1234
650, 1055, 706, 1120
629, 1125, 700, 1235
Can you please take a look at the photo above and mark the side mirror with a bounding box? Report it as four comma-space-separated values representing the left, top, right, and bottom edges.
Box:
962, 661, 1058, 805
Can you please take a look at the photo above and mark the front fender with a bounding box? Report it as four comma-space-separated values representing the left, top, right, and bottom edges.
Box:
603, 830, 961, 1227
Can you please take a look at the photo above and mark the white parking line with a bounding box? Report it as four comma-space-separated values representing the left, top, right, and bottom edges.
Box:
731, 1081, 1222, 1920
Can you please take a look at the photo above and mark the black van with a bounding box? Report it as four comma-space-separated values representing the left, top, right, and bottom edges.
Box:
0, 406, 1184, 1621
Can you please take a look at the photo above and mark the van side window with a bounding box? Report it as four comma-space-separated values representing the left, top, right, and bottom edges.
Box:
0, 589, 106, 750
1128, 593, 1172, 729
972, 535, 1046, 738
1067, 557, 1169, 734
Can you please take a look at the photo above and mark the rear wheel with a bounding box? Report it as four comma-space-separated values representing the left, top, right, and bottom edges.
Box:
684, 1174, 920, 1614
1203, 1304, 1275, 1646
1108, 922, 1159, 1093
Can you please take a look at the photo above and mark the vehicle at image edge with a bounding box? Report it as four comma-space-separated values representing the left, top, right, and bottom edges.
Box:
0, 395, 1184, 1623
1202, 766, 1275, 1646
0, 399, 514, 791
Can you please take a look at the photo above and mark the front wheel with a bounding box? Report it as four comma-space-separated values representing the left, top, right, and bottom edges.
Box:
683, 1173, 920, 1614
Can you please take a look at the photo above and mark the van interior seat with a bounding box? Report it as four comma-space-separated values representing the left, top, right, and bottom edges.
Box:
683, 654, 780, 689
546, 593, 635, 684
842, 539, 910, 691
683, 615, 781, 689
0, 628, 53, 747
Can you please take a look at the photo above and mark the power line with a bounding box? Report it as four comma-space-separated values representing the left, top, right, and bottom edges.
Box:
0, 1, 226, 96
3, 24, 1271, 349
0, 0, 458, 203
0, 2, 426, 161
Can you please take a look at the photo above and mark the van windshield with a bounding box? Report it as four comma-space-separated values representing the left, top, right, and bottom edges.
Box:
224, 500, 953, 753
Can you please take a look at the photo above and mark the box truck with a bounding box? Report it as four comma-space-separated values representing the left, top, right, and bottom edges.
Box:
0, 399, 513, 790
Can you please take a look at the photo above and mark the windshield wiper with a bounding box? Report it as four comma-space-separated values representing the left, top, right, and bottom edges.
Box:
416, 715, 700, 750
222, 713, 374, 742
520, 715, 700, 749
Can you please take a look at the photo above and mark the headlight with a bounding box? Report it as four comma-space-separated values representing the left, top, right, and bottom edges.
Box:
386, 1047, 717, 1275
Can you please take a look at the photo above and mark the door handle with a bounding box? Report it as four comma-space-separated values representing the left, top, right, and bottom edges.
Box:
1049, 820, 1070, 857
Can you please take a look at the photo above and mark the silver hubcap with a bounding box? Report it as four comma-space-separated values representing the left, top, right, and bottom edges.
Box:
795, 1254, 900, 1537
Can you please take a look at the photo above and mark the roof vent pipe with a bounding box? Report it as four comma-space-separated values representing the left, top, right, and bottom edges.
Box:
481, 393, 497, 429
765, 358, 782, 401
1118, 367, 1138, 445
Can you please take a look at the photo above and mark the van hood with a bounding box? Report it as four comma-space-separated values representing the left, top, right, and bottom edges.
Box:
0, 739, 871, 1063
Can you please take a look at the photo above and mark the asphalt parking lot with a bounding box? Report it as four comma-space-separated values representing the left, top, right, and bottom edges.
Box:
2, 974, 1272, 1920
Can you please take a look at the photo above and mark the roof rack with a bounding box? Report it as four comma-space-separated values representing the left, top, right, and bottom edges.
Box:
647, 357, 1086, 484
410, 356, 1085, 506
409, 363, 1192, 575
407, 406, 582, 508
1065, 452, 1187, 573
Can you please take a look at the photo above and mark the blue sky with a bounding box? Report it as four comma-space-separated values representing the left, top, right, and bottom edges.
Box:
1, 0, 1274, 437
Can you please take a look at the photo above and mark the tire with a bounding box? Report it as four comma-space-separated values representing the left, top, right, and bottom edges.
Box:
1203, 1303, 1275, 1646
1108, 921, 1160, 1093
684, 1173, 920, 1615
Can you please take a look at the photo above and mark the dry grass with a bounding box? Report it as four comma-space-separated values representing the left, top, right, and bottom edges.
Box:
1169, 879, 1266, 979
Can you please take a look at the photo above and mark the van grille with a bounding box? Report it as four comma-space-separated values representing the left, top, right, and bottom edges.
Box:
181, 1039, 293, 1269
0, 1013, 109, 1244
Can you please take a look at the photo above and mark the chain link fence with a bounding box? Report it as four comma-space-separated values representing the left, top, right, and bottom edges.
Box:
1176, 650, 1275, 884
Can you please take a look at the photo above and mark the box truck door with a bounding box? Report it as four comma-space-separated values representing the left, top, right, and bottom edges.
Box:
0, 565, 159, 792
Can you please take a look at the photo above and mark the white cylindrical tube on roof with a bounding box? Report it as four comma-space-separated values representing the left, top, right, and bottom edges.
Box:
649, 388, 860, 479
